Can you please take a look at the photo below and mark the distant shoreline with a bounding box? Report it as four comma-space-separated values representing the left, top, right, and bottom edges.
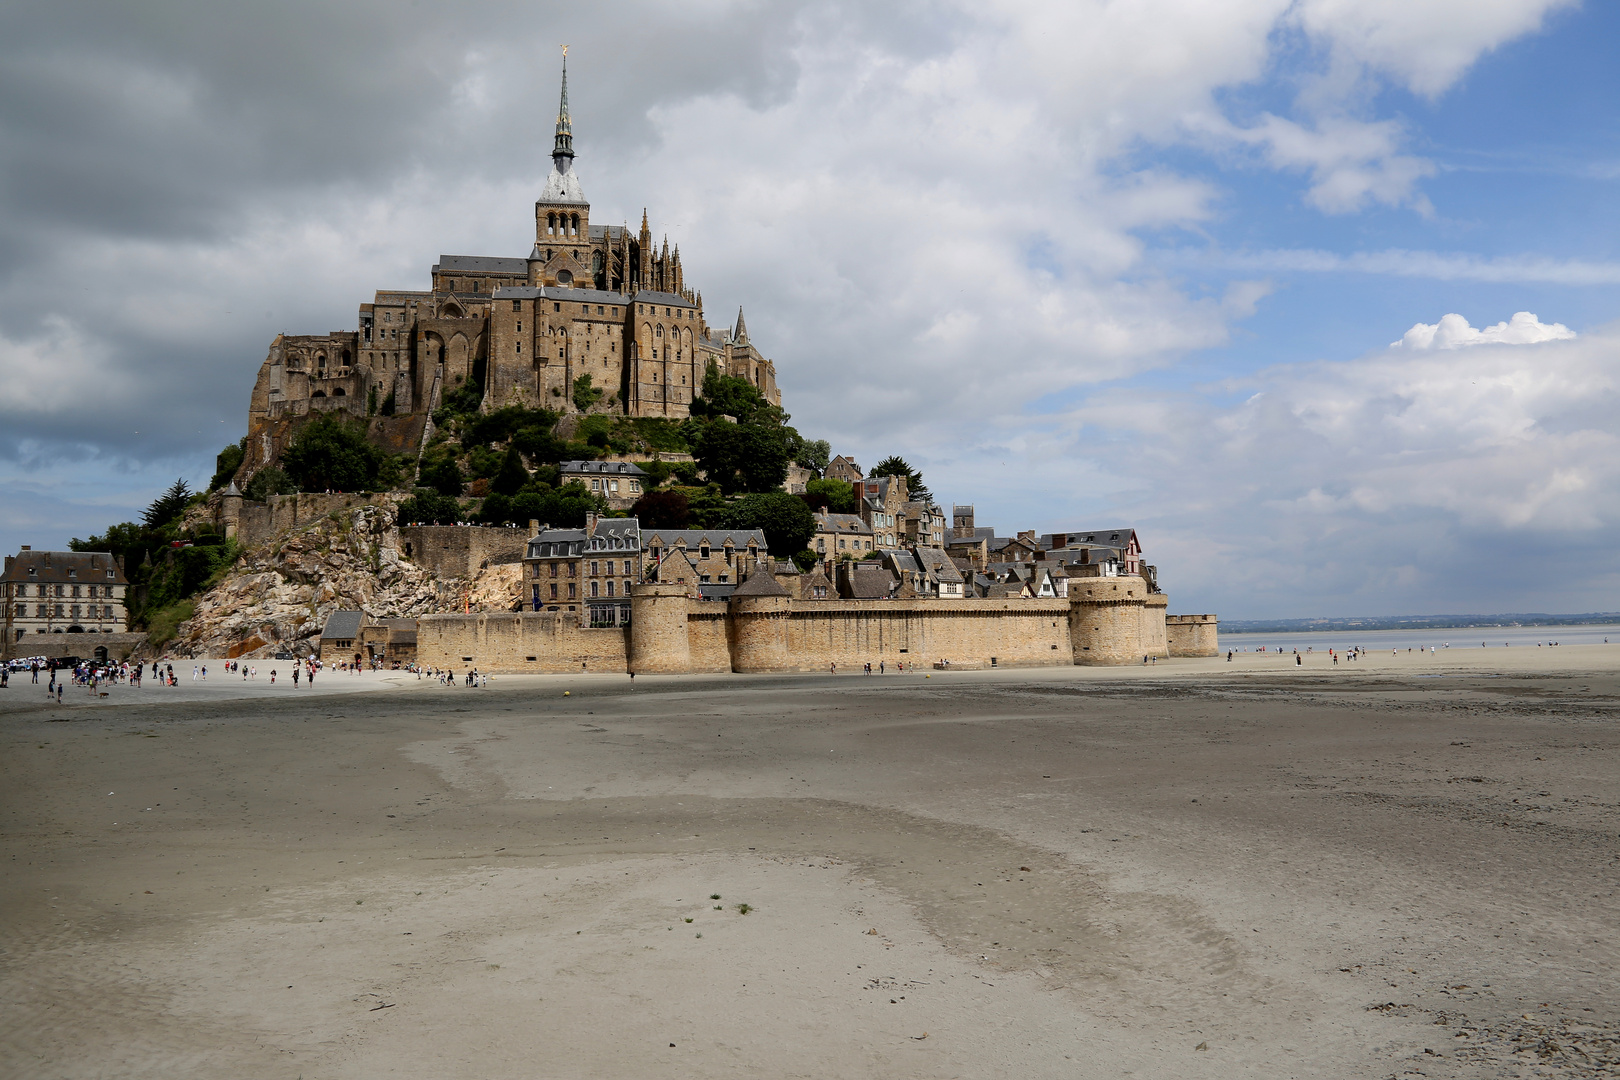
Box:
1223, 613, 1620, 634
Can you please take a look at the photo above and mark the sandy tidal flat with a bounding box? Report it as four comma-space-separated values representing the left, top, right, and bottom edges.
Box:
2, 648, 1618, 1078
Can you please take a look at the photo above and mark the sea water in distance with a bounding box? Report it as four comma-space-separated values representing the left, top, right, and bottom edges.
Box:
1219, 623, 1620, 653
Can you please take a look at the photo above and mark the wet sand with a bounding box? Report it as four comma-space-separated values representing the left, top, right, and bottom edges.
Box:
3, 647, 1618, 1078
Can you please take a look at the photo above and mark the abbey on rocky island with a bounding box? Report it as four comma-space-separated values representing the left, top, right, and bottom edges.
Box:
241, 55, 781, 476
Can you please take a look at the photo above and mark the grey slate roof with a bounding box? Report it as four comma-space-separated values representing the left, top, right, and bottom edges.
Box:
2, 549, 127, 586
493, 286, 631, 305
815, 512, 871, 534
632, 291, 698, 310
642, 529, 767, 551
321, 610, 365, 640
559, 460, 648, 477
732, 571, 790, 598
435, 255, 529, 274
1041, 528, 1138, 550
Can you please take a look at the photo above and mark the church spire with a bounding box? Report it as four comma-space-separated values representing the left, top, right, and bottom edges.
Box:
734, 306, 749, 345
553, 47, 574, 163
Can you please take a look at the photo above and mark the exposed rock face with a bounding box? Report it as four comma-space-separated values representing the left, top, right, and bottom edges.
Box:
161, 503, 517, 659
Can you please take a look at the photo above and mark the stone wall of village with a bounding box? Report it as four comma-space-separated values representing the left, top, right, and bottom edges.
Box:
1166, 614, 1220, 657
417, 611, 629, 673
413, 582, 1216, 674
396, 525, 529, 580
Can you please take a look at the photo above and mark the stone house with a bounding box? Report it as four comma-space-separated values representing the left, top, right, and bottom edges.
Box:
359, 618, 419, 665
824, 455, 863, 484
900, 500, 948, 548
3, 548, 129, 644
852, 475, 908, 549
319, 610, 366, 664
558, 460, 647, 510
642, 529, 767, 596
524, 515, 641, 624
812, 511, 874, 562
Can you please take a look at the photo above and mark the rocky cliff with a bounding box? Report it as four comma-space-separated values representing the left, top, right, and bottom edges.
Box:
160, 501, 519, 660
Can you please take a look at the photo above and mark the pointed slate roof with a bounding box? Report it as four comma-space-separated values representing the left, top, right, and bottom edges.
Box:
732, 570, 790, 597
734, 306, 749, 345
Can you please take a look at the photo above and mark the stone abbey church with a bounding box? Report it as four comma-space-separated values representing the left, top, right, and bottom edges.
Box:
242, 57, 781, 476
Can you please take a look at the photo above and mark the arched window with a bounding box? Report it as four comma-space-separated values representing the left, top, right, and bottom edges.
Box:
547, 213, 557, 235
570, 213, 579, 236
332, 387, 347, 397
316, 353, 326, 370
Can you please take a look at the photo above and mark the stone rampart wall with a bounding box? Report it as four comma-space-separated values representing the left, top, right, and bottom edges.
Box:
416, 593, 1215, 675
398, 525, 529, 579
235, 493, 395, 550
685, 605, 733, 673
775, 599, 1071, 671
417, 612, 627, 673
1141, 593, 1169, 658
1166, 614, 1219, 657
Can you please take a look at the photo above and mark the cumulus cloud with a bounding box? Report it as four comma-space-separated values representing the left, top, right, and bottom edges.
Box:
1046, 323, 1620, 616
0, 0, 1595, 587
1393, 311, 1577, 350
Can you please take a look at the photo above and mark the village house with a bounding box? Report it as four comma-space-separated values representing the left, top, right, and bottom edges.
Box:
2, 548, 129, 643
525, 514, 641, 624
642, 528, 767, 600
812, 511, 875, 562
824, 455, 863, 484
558, 460, 647, 511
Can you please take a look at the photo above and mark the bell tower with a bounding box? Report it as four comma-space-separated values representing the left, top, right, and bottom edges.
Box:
530, 47, 592, 288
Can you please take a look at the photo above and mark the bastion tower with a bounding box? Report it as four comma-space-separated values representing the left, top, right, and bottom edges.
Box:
238, 53, 784, 481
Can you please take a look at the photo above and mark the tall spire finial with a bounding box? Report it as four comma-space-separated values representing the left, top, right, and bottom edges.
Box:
553, 46, 574, 163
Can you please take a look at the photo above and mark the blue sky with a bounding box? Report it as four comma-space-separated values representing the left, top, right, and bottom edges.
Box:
1, 0, 1616, 619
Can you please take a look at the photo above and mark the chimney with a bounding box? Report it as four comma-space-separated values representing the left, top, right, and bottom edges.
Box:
4, 556, 11, 573
20, 545, 30, 551
529, 519, 540, 536
585, 512, 598, 537
1018, 530, 1036, 544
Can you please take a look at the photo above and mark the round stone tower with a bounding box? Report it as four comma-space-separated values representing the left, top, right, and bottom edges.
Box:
727, 571, 792, 673
628, 582, 692, 674
1166, 614, 1219, 657
1068, 575, 1149, 665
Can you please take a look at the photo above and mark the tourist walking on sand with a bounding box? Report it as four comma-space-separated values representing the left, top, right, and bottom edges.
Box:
293, 666, 300, 687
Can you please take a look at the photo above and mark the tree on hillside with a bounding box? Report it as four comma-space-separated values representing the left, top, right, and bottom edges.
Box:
630, 489, 690, 529
868, 455, 931, 503
244, 466, 296, 501
143, 478, 194, 529
803, 478, 855, 513
491, 446, 531, 496
724, 491, 815, 557
692, 418, 791, 495
572, 373, 604, 413
209, 439, 245, 491
690, 361, 779, 424
418, 447, 465, 497
794, 438, 830, 475
280, 414, 387, 492
397, 489, 462, 525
